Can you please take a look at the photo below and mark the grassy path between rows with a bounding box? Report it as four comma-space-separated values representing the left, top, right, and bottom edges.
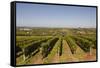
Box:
43, 39, 60, 64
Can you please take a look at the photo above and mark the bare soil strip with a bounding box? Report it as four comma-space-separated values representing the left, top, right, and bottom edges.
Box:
73, 45, 96, 61
73, 44, 86, 61
60, 40, 79, 62
84, 49, 96, 61
27, 51, 43, 64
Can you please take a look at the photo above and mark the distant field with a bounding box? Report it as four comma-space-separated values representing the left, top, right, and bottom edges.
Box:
16, 27, 96, 65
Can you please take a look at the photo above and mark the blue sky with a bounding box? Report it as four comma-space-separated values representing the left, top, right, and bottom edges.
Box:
16, 3, 96, 28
